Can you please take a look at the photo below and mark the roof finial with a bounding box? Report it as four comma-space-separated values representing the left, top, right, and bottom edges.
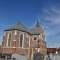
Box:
18, 21, 20, 24
36, 20, 40, 27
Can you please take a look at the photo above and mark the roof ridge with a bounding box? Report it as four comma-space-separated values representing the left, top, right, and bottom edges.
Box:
17, 21, 28, 29
5, 21, 28, 32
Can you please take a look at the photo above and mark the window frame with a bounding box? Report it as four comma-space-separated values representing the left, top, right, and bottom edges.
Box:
7, 31, 12, 47
32, 36, 38, 42
19, 33, 24, 48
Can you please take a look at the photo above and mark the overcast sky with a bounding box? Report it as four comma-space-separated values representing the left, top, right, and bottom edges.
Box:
0, 0, 60, 48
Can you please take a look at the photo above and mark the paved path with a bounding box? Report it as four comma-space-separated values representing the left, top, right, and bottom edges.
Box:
0, 58, 5, 60
0, 58, 11, 60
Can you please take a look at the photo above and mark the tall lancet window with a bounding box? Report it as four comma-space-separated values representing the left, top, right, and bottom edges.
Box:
8, 33, 12, 47
19, 33, 24, 47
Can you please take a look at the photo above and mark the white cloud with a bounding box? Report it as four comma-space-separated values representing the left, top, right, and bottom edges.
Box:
41, 6, 60, 47
43, 7, 60, 25
51, 7, 60, 14
42, 6, 60, 35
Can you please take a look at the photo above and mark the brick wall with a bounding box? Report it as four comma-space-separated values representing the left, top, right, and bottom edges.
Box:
1, 30, 47, 56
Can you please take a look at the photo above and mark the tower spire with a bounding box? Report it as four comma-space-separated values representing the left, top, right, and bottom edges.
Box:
18, 21, 20, 24
36, 20, 40, 27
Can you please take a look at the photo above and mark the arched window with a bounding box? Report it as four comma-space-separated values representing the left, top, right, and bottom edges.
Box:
8, 33, 12, 47
19, 33, 24, 47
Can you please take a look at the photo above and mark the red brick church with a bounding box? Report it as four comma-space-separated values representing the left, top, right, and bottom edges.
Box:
0, 21, 47, 58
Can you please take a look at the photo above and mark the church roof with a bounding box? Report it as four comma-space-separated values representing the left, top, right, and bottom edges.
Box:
28, 27, 42, 35
5, 21, 43, 35
28, 20, 43, 35
5, 21, 28, 32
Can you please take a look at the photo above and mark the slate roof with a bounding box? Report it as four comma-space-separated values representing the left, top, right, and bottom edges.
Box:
28, 20, 43, 35
5, 21, 43, 35
28, 27, 42, 35
5, 22, 28, 32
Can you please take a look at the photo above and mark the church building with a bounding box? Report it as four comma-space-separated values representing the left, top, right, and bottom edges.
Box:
0, 21, 47, 58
